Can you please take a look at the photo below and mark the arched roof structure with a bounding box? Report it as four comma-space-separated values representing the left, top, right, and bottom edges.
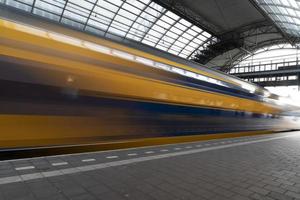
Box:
153, 0, 300, 71
1, 0, 299, 72
0, 0, 215, 58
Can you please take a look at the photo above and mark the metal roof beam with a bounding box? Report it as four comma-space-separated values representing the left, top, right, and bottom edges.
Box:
151, 0, 220, 35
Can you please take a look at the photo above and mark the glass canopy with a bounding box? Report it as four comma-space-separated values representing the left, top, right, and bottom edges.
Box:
0, 0, 214, 58
254, 0, 300, 37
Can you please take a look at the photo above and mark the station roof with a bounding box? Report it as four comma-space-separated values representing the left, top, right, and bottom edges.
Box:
159, 0, 265, 34
1, 0, 299, 71
254, 0, 300, 37
0, 0, 216, 59
154, 0, 299, 71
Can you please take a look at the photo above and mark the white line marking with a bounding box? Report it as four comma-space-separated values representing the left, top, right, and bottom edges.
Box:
127, 153, 137, 156
15, 166, 35, 171
196, 145, 202, 147
0, 134, 296, 185
1, 132, 289, 164
52, 162, 68, 166
160, 149, 169, 152
145, 151, 154, 154
185, 146, 192, 149
106, 156, 118, 159
82, 159, 96, 162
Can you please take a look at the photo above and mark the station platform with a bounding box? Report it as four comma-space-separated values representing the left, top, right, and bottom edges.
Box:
1, 132, 300, 200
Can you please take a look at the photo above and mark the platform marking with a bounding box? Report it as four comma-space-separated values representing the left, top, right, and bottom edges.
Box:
52, 162, 68, 166
15, 166, 35, 171
0, 134, 297, 185
127, 153, 137, 156
145, 151, 154, 154
82, 159, 96, 162
106, 156, 118, 159
0, 133, 278, 164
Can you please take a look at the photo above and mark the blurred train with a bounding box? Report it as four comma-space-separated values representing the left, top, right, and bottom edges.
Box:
0, 18, 300, 150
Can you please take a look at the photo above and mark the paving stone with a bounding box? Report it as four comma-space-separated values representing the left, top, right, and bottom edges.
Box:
0, 182, 32, 200
43, 194, 68, 200
267, 191, 294, 200
7, 193, 37, 200
190, 188, 215, 199
261, 177, 281, 186
147, 189, 178, 200
231, 194, 252, 200
264, 184, 286, 194
212, 186, 235, 198
275, 179, 294, 186
286, 191, 300, 199
231, 186, 254, 197
249, 186, 270, 195
0, 132, 300, 200
60, 185, 87, 198
97, 191, 127, 200
281, 184, 300, 193
69, 193, 97, 200
251, 193, 275, 200
122, 190, 156, 200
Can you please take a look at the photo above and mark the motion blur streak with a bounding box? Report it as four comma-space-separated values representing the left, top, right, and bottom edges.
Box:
0, 18, 299, 151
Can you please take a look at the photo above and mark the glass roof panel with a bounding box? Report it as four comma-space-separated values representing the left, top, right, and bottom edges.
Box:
254, 0, 300, 37
1, 0, 215, 59
34, 0, 65, 17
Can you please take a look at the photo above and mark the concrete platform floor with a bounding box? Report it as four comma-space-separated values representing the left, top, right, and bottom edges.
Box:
1, 131, 300, 200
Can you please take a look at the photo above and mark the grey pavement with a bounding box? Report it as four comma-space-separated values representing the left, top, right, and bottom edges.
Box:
1, 132, 300, 199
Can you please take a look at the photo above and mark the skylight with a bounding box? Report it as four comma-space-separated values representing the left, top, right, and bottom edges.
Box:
0, 0, 215, 58
254, 0, 300, 37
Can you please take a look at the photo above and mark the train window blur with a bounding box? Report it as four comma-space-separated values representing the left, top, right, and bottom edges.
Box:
207, 78, 218, 85
83, 41, 111, 55
6, 19, 237, 90
185, 71, 198, 79
48, 33, 83, 47
171, 67, 185, 76
154, 62, 171, 71
13, 22, 46, 37
135, 57, 154, 66
197, 74, 209, 82
112, 50, 135, 60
